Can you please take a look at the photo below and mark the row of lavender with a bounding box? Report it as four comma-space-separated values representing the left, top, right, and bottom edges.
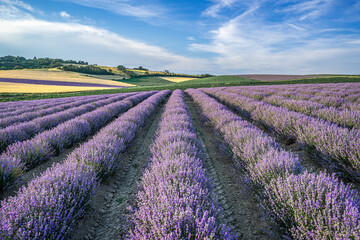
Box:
186, 89, 360, 239
229, 83, 360, 111
225, 87, 360, 130
0, 96, 82, 118
245, 82, 360, 100
0, 93, 136, 153
203, 88, 360, 180
129, 90, 233, 239
0, 92, 154, 192
0, 90, 170, 239
0, 94, 112, 116
0, 94, 118, 129
0, 94, 119, 118
0, 93, 121, 111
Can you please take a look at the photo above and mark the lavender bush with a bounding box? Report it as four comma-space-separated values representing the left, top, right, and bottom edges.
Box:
129, 90, 234, 239
0, 161, 98, 239
263, 172, 360, 239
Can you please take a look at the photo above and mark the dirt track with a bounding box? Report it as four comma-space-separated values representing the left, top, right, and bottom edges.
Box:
72, 100, 167, 240
185, 94, 271, 239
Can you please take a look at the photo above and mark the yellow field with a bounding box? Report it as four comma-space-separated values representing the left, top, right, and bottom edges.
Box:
0, 82, 116, 93
0, 69, 135, 87
160, 77, 198, 82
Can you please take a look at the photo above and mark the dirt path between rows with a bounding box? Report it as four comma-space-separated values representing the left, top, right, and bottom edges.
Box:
185, 94, 271, 239
72, 100, 167, 240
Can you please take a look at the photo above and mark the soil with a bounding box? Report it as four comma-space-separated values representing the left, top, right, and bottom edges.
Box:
71, 100, 167, 240
185, 94, 272, 239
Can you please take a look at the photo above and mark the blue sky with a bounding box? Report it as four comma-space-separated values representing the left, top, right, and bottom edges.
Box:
0, 0, 359, 74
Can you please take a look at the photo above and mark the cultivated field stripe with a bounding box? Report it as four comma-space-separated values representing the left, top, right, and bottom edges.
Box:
0, 77, 125, 88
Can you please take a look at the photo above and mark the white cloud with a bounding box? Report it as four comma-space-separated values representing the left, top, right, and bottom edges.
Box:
0, 4, 33, 19
203, 0, 239, 17
0, 0, 34, 12
190, 13, 360, 74
187, 36, 195, 41
59, 0, 165, 19
278, 0, 333, 21
285, 23, 306, 31
60, 11, 70, 18
349, 39, 360, 44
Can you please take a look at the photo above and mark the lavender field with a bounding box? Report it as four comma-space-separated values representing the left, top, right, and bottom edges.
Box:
0, 82, 359, 239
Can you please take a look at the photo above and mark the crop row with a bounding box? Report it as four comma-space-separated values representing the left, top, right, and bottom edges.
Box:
0, 91, 153, 192
0, 90, 170, 239
203, 88, 360, 179
0, 93, 120, 110
0, 94, 118, 118
228, 88, 360, 130
129, 90, 233, 239
0, 96, 80, 119
0, 93, 136, 153
228, 83, 360, 110
248, 82, 360, 98
263, 95, 360, 129
0, 97, 73, 112
186, 88, 360, 239
0, 93, 122, 129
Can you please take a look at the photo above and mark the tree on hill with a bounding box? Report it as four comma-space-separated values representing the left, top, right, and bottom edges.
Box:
134, 66, 149, 71
117, 65, 126, 71
61, 65, 113, 75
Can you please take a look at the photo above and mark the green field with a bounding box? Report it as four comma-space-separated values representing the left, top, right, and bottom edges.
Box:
116, 76, 173, 86
1, 75, 360, 102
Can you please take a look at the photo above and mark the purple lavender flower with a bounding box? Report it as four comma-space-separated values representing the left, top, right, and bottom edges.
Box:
262, 172, 360, 239
129, 90, 234, 239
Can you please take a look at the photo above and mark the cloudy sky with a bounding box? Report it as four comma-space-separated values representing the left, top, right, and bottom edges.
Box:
0, 0, 359, 74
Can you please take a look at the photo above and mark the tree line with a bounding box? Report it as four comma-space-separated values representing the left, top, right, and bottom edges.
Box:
0, 56, 88, 70
61, 65, 113, 75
